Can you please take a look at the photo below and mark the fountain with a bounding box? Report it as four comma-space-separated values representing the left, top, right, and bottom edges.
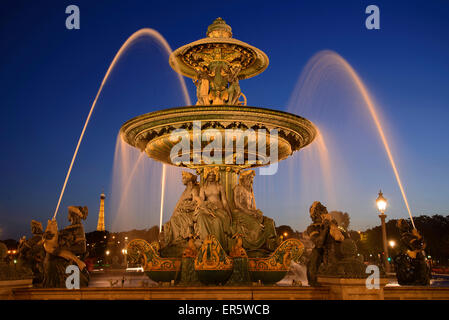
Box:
121, 18, 316, 285
10, 17, 443, 301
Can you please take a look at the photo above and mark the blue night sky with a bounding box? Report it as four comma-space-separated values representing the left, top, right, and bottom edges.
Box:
1, 0, 448, 239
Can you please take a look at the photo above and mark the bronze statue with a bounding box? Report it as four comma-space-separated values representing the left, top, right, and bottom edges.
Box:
306, 201, 331, 286
59, 206, 88, 257
42, 206, 89, 288
194, 167, 233, 251
162, 171, 200, 247
17, 220, 45, 286
191, 47, 246, 106
232, 170, 278, 256
208, 60, 230, 104
306, 201, 365, 285
233, 170, 262, 222
226, 64, 242, 105
194, 66, 211, 105
394, 219, 430, 285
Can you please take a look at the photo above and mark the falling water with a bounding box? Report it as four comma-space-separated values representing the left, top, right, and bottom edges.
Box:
110, 141, 185, 232
115, 148, 146, 217
159, 164, 167, 232
110, 137, 163, 231
288, 50, 415, 227
106, 29, 192, 232
52, 28, 191, 222
313, 129, 336, 208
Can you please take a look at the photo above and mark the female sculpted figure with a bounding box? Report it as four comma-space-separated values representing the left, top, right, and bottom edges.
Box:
208, 61, 230, 104
226, 64, 242, 105
233, 170, 262, 223
194, 167, 233, 251
194, 66, 211, 105
232, 170, 278, 255
162, 171, 200, 246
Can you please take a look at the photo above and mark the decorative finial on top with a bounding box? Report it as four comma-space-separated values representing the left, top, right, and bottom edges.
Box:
206, 17, 232, 38
168, 18, 269, 104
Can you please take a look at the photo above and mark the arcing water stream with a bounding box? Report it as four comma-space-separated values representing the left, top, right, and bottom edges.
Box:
52, 28, 191, 222
288, 50, 415, 227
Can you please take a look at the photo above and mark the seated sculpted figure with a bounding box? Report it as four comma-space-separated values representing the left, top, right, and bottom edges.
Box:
42, 206, 89, 288
306, 201, 345, 285
17, 220, 45, 286
194, 167, 233, 251
305, 201, 366, 284
232, 170, 278, 256
162, 171, 200, 247
58, 206, 89, 256
394, 219, 430, 285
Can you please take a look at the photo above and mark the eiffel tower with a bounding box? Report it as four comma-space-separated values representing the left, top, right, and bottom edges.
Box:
96, 192, 106, 231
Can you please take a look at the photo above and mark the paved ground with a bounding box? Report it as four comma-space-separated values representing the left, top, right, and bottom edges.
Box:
88, 269, 157, 288
385, 274, 449, 287
431, 274, 449, 286
88, 268, 449, 288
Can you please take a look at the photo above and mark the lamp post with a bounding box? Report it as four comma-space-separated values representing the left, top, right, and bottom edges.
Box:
124, 236, 128, 268
376, 190, 390, 273
121, 249, 128, 267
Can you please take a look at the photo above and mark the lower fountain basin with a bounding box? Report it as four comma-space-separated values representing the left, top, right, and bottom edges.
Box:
127, 237, 305, 286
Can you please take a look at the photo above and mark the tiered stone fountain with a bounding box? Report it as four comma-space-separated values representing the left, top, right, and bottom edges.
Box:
121, 18, 317, 285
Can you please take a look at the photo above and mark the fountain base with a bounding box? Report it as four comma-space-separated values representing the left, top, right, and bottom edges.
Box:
127, 236, 304, 286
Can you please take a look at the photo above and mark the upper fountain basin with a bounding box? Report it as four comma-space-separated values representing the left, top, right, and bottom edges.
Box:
168, 17, 269, 81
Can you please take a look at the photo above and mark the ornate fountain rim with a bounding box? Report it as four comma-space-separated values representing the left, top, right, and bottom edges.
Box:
120, 105, 317, 167
168, 17, 269, 81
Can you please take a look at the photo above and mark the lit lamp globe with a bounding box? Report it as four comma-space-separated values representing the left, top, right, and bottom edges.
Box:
376, 190, 387, 214
376, 189, 390, 272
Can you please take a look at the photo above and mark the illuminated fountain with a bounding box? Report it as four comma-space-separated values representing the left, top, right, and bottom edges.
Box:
122, 18, 317, 285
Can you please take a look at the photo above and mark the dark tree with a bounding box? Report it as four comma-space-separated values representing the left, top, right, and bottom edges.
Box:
356, 215, 449, 266
276, 225, 300, 240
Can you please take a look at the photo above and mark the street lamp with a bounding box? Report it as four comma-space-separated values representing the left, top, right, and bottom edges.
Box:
388, 240, 396, 248
376, 191, 387, 213
376, 190, 390, 273
124, 237, 129, 267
